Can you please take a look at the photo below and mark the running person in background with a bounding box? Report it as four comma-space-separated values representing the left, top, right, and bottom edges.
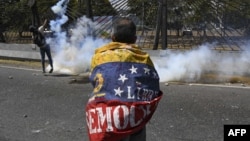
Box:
86, 17, 163, 141
29, 19, 53, 73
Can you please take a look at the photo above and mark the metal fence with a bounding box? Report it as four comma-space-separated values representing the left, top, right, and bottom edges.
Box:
1, 0, 249, 51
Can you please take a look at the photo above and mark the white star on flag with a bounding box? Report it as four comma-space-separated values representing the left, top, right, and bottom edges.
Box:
129, 65, 137, 74
118, 74, 128, 83
114, 87, 123, 97
144, 67, 150, 75
153, 71, 158, 77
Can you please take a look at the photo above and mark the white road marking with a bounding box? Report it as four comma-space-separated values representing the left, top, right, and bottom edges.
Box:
189, 83, 250, 89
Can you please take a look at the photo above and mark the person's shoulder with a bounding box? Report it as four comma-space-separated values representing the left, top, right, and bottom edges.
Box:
95, 42, 117, 53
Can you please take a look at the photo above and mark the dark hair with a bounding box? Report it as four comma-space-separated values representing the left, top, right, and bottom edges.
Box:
112, 17, 136, 44
29, 25, 38, 33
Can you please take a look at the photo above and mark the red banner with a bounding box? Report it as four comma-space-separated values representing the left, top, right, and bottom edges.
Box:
86, 94, 162, 141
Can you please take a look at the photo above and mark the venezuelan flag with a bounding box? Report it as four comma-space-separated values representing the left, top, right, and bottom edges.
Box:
86, 42, 163, 141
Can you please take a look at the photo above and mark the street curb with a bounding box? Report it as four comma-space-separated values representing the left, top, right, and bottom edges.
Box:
0, 43, 41, 61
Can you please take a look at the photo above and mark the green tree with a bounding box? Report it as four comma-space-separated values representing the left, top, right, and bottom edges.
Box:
127, 0, 157, 27
91, 0, 116, 16
1, 0, 30, 31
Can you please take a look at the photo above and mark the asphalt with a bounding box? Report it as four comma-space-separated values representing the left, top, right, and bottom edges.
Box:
1, 43, 250, 141
1, 66, 250, 141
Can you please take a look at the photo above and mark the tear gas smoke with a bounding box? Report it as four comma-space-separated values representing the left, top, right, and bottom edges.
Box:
154, 43, 250, 83
47, 0, 250, 83
153, 44, 214, 82
47, 0, 109, 74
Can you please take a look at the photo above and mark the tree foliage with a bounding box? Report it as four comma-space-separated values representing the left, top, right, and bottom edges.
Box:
1, 0, 31, 31
91, 0, 116, 16
127, 0, 158, 27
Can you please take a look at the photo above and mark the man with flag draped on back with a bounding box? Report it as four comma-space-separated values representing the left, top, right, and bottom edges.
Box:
86, 17, 163, 141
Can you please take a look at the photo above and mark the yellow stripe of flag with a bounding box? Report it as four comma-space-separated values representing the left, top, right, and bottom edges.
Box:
91, 42, 154, 69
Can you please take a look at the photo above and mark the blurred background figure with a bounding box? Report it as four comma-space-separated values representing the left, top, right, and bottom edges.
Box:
29, 19, 53, 73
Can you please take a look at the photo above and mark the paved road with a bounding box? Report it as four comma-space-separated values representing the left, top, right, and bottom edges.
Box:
0, 64, 250, 141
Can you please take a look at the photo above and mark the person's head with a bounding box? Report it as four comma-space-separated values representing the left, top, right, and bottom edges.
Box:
29, 25, 38, 33
111, 17, 137, 44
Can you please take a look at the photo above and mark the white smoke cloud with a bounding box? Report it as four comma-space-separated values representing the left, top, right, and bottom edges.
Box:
153, 44, 213, 82
48, 0, 69, 52
47, 0, 109, 74
51, 0, 69, 16
152, 43, 250, 83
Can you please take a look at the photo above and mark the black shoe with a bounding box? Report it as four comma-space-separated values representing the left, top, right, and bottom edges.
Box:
49, 68, 53, 73
43, 70, 46, 73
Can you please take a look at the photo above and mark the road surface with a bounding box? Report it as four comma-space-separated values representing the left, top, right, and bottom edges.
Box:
0, 64, 250, 141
